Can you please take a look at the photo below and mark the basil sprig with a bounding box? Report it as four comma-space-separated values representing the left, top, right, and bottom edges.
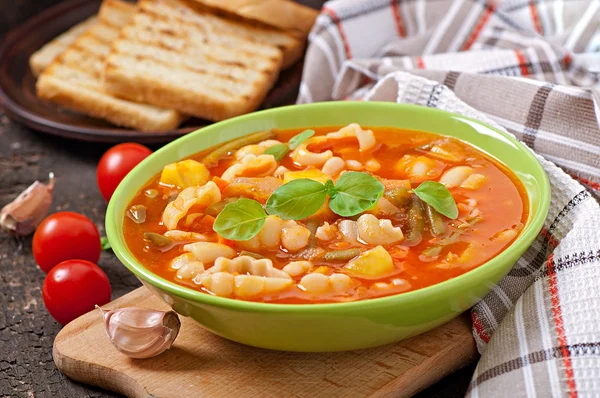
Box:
263, 130, 315, 161
328, 172, 384, 216
264, 144, 288, 161
212, 171, 459, 241
414, 181, 458, 219
265, 179, 328, 220
267, 171, 384, 220
288, 129, 314, 150
213, 198, 267, 240
213, 171, 384, 240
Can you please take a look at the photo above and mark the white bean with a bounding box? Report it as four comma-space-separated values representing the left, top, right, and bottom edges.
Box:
322, 157, 345, 176
440, 166, 473, 188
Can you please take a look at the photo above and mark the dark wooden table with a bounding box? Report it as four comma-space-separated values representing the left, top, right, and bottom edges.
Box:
0, 2, 476, 396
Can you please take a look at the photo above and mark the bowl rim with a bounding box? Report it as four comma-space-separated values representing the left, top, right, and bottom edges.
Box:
106, 101, 550, 313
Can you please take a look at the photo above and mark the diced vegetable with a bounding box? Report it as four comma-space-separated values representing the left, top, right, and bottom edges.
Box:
143, 232, 172, 249
323, 248, 361, 262
380, 179, 411, 191
202, 130, 277, 167
204, 197, 239, 217
283, 168, 330, 184
383, 187, 411, 208
211, 176, 229, 191
127, 205, 147, 224
424, 203, 445, 236
344, 246, 394, 279
404, 196, 424, 245
160, 159, 210, 189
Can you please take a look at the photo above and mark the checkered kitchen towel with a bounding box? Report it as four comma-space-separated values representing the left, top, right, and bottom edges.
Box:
298, 0, 600, 396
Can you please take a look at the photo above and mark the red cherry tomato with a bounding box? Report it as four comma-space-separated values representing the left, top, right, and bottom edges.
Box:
43, 260, 111, 325
33, 212, 101, 273
97, 143, 152, 201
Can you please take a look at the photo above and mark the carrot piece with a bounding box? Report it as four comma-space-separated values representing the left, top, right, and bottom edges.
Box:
199, 215, 215, 229
218, 235, 235, 246
212, 176, 229, 192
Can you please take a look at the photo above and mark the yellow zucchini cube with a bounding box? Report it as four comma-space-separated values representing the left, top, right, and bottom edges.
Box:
160, 159, 210, 189
344, 245, 394, 279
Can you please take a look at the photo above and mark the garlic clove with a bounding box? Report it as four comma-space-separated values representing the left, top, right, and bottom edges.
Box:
0, 172, 55, 236
97, 306, 181, 359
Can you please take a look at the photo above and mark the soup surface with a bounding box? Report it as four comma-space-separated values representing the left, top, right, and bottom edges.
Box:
123, 124, 527, 303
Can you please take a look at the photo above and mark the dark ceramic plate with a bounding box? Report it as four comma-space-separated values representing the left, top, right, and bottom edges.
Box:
0, 0, 306, 144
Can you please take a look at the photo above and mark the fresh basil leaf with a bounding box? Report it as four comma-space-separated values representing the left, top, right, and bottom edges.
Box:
328, 172, 384, 217
414, 181, 458, 219
266, 179, 327, 220
324, 179, 336, 196
101, 237, 112, 251
288, 129, 315, 150
213, 198, 267, 240
264, 144, 289, 161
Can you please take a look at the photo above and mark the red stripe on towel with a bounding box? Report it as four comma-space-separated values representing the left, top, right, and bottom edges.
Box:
323, 7, 353, 60
529, 1, 543, 34
463, 5, 495, 50
547, 254, 578, 397
514, 50, 529, 76
471, 312, 491, 344
391, 0, 406, 37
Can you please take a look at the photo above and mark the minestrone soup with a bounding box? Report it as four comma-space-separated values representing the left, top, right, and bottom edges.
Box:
123, 124, 528, 303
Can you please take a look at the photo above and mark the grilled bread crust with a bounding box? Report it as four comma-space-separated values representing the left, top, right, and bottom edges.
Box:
36, 0, 185, 131
155, 0, 306, 68
29, 16, 97, 76
189, 0, 318, 39
104, 0, 284, 122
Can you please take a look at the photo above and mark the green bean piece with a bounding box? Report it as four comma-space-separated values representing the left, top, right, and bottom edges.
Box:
239, 250, 265, 259
405, 195, 425, 246
201, 130, 278, 167
305, 219, 320, 248
383, 187, 411, 208
323, 248, 362, 262
143, 232, 172, 248
204, 197, 239, 217
425, 203, 445, 236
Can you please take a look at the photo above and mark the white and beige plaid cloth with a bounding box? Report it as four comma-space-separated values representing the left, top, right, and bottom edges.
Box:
298, 0, 600, 396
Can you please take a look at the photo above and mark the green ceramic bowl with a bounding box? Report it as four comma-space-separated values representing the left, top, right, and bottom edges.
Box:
106, 102, 550, 352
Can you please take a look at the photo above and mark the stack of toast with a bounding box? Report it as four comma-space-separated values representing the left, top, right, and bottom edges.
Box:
32, 0, 317, 132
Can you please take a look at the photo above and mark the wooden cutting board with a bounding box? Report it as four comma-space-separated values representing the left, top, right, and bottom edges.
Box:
53, 287, 478, 398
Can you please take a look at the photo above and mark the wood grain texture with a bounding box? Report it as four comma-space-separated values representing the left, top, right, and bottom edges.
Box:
54, 287, 478, 398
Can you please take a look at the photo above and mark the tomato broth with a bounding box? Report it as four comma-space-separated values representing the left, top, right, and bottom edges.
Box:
123, 125, 528, 304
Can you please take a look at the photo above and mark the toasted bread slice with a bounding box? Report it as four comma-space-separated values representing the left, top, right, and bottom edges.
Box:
151, 0, 304, 68
36, 0, 184, 131
189, 0, 318, 39
29, 16, 97, 76
104, 0, 283, 122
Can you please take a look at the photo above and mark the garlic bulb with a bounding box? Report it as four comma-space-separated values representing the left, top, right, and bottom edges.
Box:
97, 306, 181, 359
0, 172, 55, 236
